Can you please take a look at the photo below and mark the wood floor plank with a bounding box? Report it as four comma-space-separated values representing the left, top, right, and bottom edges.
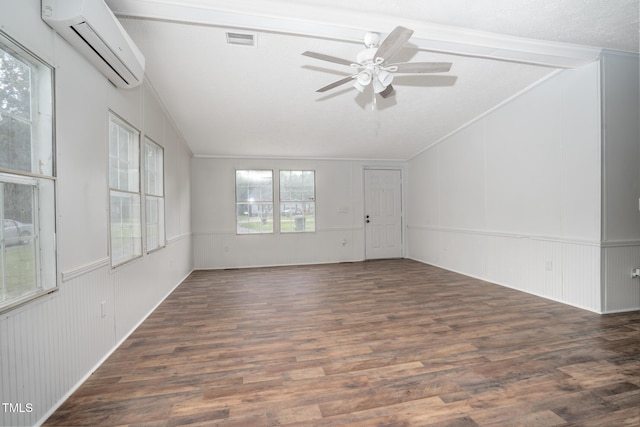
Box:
44, 259, 640, 426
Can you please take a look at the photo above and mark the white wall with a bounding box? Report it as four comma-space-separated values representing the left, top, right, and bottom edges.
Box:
407, 62, 605, 312
192, 157, 404, 269
601, 51, 640, 312
0, 2, 193, 426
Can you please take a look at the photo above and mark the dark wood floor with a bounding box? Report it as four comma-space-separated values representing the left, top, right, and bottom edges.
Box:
45, 259, 639, 426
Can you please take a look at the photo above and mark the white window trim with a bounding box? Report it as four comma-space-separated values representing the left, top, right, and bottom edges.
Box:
0, 31, 56, 313
108, 112, 142, 268
235, 169, 274, 235
279, 170, 316, 234
144, 137, 166, 253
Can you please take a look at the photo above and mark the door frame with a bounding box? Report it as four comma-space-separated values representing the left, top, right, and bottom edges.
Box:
363, 166, 405, 260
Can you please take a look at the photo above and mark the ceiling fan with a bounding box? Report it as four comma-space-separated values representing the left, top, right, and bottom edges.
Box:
302, 26, 453, 98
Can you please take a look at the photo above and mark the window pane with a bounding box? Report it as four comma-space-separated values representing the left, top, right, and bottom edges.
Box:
0, 37, 53, 176
1, 180, 37, 308
109, 116, 139, 192
0, 48, 31, 120
3, 241, 36, 301
144, 139, 164, 252
146, 195, 165, 251
145, 139, 163, 197
236, 170, 273, 234
110, 191, 142, 266
236, 170, 273, 202
0, 115, 31, 172
280, 170, 315, 233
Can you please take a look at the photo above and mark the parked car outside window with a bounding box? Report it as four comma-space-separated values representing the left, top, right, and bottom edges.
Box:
3, 219, 33, 246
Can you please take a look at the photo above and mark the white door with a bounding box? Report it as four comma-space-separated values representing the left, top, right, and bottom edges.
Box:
364, 169, 403, 259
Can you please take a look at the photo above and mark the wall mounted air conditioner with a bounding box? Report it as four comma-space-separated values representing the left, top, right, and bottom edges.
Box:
41, 0, 145, 88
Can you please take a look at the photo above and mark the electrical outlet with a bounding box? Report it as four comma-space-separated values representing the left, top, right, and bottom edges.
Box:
545, 261, 553, 271
100, 301, 107, 318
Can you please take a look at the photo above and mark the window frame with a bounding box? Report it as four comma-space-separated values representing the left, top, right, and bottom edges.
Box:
108, 112, 142, 267
0, 31, 56, 313
235, 169, 274, 235
143, 137, 166, 253
279, 170, 316, 233
234, 169, 318, 235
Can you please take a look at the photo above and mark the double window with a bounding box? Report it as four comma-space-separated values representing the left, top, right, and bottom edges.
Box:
0, 32, 56, 312
108, 115, 165, 266
236, 169, 315, 234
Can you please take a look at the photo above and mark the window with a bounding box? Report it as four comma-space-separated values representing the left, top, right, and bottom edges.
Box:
144, 138, 165, 252
0, 31, 55, 312
280, 170, 315, 233
236, 170, 273, 234
109, 114, 141, 266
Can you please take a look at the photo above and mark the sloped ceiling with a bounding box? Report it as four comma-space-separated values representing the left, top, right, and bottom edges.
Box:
106, 0, 639, 160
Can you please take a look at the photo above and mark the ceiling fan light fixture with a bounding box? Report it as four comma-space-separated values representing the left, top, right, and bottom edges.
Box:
356, 69, 373, 86
302, 25, 455, 101
377, 70, 393, 87
373, 71, 393, 94
373, 79, 386, 94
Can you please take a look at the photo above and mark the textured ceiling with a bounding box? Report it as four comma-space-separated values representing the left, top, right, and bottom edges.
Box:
107, 0, 639, 160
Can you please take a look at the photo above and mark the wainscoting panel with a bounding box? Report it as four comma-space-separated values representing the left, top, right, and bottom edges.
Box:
407, 226, 601, 312
0, 263, 113, 427
193, 228, 364, 270
603, 244, 640, 313
562, 242, 602, 312
0, 235, 193, 427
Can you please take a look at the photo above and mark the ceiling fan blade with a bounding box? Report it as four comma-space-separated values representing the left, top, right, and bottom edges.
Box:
379, 85, 395, 99
374, 26, 414, 63
302, 51, 354, 67
316, 75, 354, 92
391, 62, 452, 73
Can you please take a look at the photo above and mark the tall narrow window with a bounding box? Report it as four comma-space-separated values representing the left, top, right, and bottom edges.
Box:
109, 114, 141, 266
144, 138, 165, 252
280, 170, 315, 233
236, 170, 273, 234
0, 31, 55, 312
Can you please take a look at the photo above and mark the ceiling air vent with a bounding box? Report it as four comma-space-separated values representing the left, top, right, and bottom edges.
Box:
226, 32, 257, 47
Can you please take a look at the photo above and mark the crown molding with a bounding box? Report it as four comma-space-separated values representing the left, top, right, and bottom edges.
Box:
106, 0, 601, 68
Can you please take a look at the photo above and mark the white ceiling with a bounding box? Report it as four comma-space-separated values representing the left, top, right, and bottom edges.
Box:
106, 0, 639, 160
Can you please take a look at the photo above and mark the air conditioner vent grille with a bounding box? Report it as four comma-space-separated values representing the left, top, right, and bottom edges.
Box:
226, 32, 256, 47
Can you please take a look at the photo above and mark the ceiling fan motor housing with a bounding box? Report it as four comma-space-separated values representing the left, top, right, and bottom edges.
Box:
363, 31, 380, 48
